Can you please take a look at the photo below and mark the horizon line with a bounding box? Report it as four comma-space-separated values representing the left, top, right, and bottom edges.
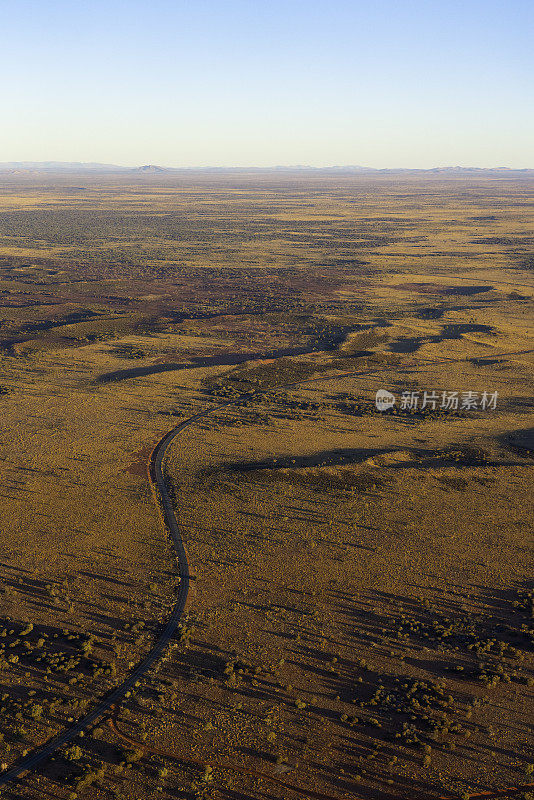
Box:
1, 161, 533, 173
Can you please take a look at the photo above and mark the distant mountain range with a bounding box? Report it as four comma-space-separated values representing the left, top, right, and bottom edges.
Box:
0, 161, 532, 175
0, 161, 164, 173
0, 161, 128, 172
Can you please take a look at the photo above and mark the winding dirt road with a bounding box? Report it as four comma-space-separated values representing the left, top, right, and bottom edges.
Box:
0, 401, 228, 786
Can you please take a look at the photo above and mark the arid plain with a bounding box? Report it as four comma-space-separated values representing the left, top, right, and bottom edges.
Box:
0, 170, 532, 800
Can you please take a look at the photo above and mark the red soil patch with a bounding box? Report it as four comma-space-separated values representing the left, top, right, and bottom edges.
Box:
124, 445, 153, 477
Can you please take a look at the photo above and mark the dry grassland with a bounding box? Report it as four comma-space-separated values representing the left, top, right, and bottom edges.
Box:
0, 171, 531, 799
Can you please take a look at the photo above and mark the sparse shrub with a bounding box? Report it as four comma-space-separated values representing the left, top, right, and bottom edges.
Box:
64, 744, 83, 762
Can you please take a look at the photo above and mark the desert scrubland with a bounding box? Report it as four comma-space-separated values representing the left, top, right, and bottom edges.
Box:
0, 170, 532, 799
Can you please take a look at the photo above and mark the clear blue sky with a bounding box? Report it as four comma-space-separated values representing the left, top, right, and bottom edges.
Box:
1, 0, 532, 168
